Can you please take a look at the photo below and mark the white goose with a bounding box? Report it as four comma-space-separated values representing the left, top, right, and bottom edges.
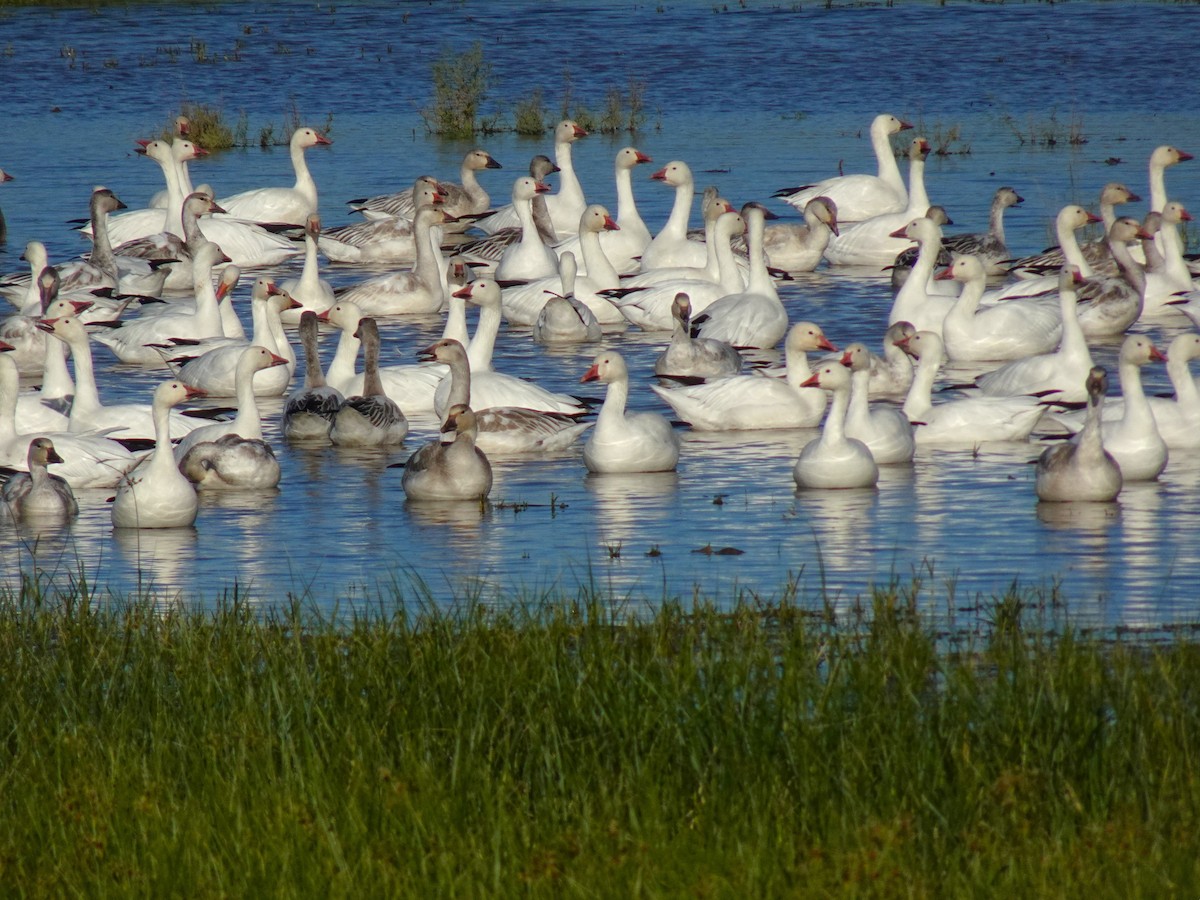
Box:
793, 361, 878, 490
91, 242, 230, 366
650, 321, 835, 430
91, 138, 208, 246
1035, 367, 1122, 503
38, 316, 205, 441
329, 317, 409, 448
638, 160, 707, 271
618, 194, 737, 289
494, 177, 560, 282
581, 351, 680, 474
975, 267, 1093, 402
331, 205, 450, 316
217, 126, 332, 225
653, 292, 742, 379
0, 351, 137, 490
1005, 204, 1104, 282
111, 380, 204, 528
898, 331, 1046, 445
401, 403, 492, 502
281, 310, 344, 442
886, 216, 957, 335
692, 204, 789, 349
554, 146, 654, 272
0, 437, 77, 521
540, 119, 589, 238
1140, 202, 1196, 314
278, 214, 334, 321
420, 338, 591, 454
937, 254, 1061, 361
434, 279, 587, 418
840, 342, 915, 464
762, 196, 839, 272
172, 346, 289, 460
1148, 144, 1192, 214
823, 136, 933, 268
1097, 334, 1168, 482
775, 113, 912, 223
318, 179, 445, 264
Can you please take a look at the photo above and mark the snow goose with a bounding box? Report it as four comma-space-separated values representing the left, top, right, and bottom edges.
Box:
692, 204, 788, 349
278, 214, 334, 321
886, 216, 957, 335
610, 209, 747, 332
650, 321, 834, 430
531, 253, 603, 344
456, 155, 560, 256
111, 380, 204, 528
897, 331, 1046, 445
0, 351, 136, 490
90, 139, 208, 246
494, 177, 559, 282
86, 187, 176, 298
350, 147, 501, 222
329, 317, 409, 447
581, 351, 680, 473
638, 160, 706, 271
318, 178, 445, 264
1140, 201, 1195, 314
113, 191, 226, 293
793, 361, 878, 490
172, 345, 289, 460
401, 403, 492, 502
937, 254, 1061, 361
653, 292, 742, 379
974, 267, 1093, 402
38, 316, 205, 441
0, 437, 77, 522
1006, 204, 1104, 281
762, 196, 839, 272
1035, 367, 1122, 503
1148, 144, 1192, 214
823, 136, 933, 268
420, 338, 591, 454
281, 311, 343, 442
501, 205, 623, 327
867, 320, 917, 399
556, 146, 654, 272
540, 120, 589, 238
775, 113, 912, 223
1096, 334, 1167, 482
433, 279, 587, 417
332, 205, 450, 316
1074, 216, 1148, 338
216, 126, 331, 226
91, 241, 230, 366
939, 186, 1023, 276
173, 276, 297, 397
1147, 332, 1200, 449
840, 343, 914, 464
618, 194, 737, 289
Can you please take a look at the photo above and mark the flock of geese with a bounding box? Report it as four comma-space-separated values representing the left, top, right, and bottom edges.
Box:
1, 112, 1198, 529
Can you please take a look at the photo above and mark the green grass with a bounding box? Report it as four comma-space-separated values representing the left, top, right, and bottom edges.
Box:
1, 573, 1198, 897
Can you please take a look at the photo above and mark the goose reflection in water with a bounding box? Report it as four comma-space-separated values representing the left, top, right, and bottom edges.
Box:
584, 471, 679, 537
789, 486, 880, 578
111, 526, 199, 599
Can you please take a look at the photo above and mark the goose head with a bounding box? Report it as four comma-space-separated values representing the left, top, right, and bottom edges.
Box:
580, 204, 619, 234
616, 147, 652, 170
581, 351, 630, 385
650, 160, 693, 188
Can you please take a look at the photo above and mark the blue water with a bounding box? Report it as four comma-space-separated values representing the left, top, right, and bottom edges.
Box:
2, 1, 1200, 631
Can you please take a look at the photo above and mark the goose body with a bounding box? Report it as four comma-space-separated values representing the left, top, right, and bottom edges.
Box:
1097, 335, 1168, 482
216, 126, 331, 226
1035, 367, 1122, 503
938, 254, 1061, 361
401, 404, 492, 502
331, 206, 450, 316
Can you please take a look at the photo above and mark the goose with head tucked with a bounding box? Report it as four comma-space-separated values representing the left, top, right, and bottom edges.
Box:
794, 361, 878, 489
111, 380, 204, 528
651, 321, 834, 430
898, 330, 1046, 445
1035, 367, 1122, 503
216, 126, 332, 226
840, 342, 914, 464
774, 113, 912, 223
0, 437, 77, 522
581, 351, 680, 473
330, 317, 409, 447
653, 292, 742, 379
531, 253, 603, 344
401, 403, 492, 502
420, 338, 591, 454
178, 432, 280, 490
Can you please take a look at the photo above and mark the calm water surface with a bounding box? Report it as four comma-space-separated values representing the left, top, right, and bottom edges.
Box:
2, 2, 1200, 631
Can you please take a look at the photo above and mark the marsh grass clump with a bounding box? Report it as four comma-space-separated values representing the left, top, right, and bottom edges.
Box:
513, 86, 548, 136
1, 573, 1199, 896
159, 102, 239, 150
421, 41, 501, 139
1001, 110, 1088, 147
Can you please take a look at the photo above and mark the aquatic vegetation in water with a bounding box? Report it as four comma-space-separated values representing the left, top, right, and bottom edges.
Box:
1000, 109, 1089, 147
